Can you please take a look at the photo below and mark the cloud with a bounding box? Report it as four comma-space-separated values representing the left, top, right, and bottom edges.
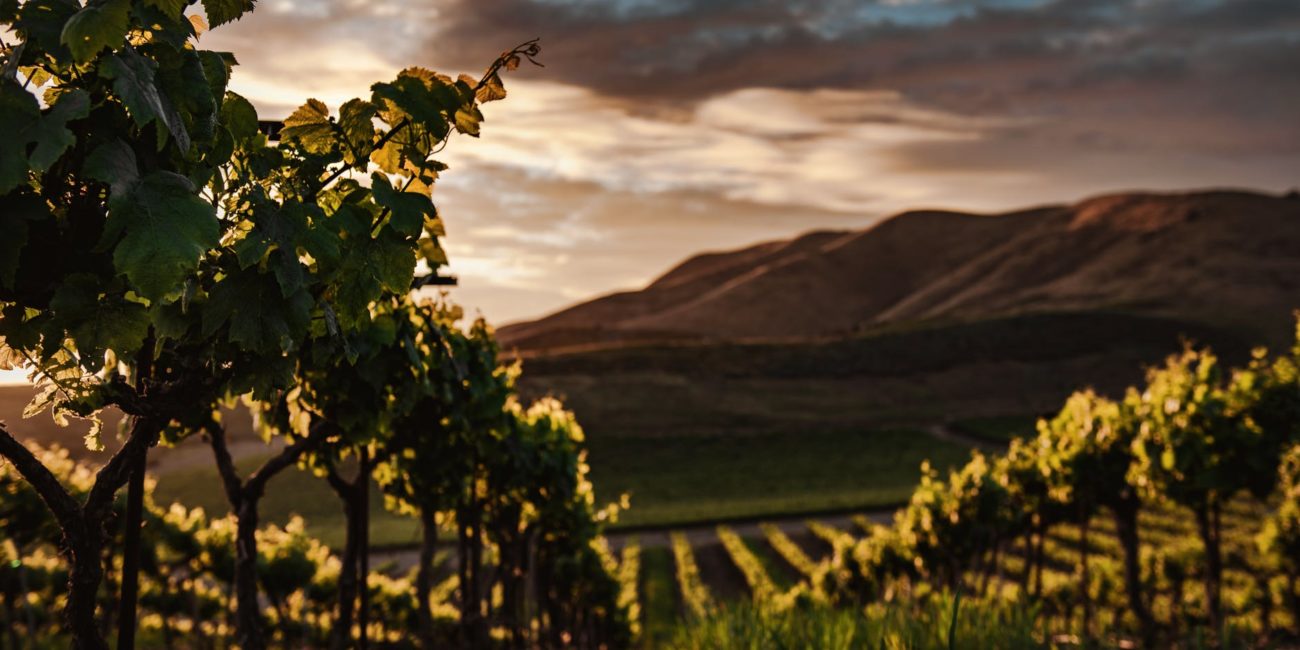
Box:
438, 81, 1011, 212
424, 0, 1300, 154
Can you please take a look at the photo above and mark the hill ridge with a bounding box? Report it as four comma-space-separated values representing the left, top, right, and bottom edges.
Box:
499, 189, 1300, 352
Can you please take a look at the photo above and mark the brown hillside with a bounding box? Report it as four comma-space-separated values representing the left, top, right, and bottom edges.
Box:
499, 190, 1300, 351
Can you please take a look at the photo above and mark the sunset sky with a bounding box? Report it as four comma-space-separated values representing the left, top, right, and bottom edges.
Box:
190, 0, 1300, 326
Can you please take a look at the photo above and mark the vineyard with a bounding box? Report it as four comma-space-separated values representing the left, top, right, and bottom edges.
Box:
590, 334, 1300, 649
2, 1, 1300, 649
616, 496, 1278, 648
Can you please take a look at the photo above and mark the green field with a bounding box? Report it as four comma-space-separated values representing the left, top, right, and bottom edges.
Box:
152, 453, 422, 549
586, 429, 969, 528
949, 414, 1041, 442
151, 427, 971, 544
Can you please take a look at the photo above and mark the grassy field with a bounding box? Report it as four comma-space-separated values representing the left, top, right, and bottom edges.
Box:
152, 452, 422, 548
948, 414, 1041, 442
586, 429, 970, 528
150, 427, 972, 543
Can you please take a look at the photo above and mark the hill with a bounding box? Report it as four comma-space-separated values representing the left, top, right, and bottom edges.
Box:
496, 190, 1300, 524
500, 190, 1300, 352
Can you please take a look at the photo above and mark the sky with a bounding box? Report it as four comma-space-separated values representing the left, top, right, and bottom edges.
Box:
186, 0, 1300, 328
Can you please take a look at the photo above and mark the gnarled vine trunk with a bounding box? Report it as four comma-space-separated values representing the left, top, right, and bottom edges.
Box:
1194, 498, 1224, 637
328, 471, 365, 650
0, 417, 158, 650
416, 508, 438, 648
209, 422, 330, 650
1111, 500, 1155, 645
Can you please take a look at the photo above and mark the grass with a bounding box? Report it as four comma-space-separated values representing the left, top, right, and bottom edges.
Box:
149, 426, 970, 543
151, 453, 421, 549
587, 429, 970, 528
949, 414, 1041, 443
640, 547, 679, 647
666, 595, 1042, 650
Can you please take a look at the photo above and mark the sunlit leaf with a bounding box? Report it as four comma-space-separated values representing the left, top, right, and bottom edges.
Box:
59, 0, 129, 63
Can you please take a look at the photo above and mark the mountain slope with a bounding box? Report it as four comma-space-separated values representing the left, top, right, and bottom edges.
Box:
499, 190, 1300, 351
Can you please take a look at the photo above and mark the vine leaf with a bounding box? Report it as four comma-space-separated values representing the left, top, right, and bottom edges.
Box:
89, 141, 218, 302
0, 80, 42, 192
337, 99, 377, 165
454, 105, 483, 137
476, 73, 507, 103
371, 172, 435, 237
281, 98, 333, 154
101, 48, 191, 151
418, 237, 448, 268
201, 0, 255, 28
220, 91, 259, 141
203, 269, 312, 352
143, 0, 188, 19
60, 0, 130, 63
333, 235, 416, 328
85, 138, 139, 194
49, 273, 150, 366
28, 89, 90, 171
0, 84, 90, 187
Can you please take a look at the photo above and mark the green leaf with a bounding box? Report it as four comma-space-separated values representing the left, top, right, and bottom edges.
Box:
332, 234, 414, 328
49, 273, 149, 361
281, 98, 334, 154
197, 50, 234, 104
203, 269, 312, 352
16, 0, 80, 55
60, 0, 129, 63
0, 81, 41, 192
0, 216, 27, 289
0, 84, 89, 184
101, 49, 191, 151
337, 98, 377, 164
27, 89, 89, 171
221, 91, 259, 141
370, 75, 450, 139
100, 171, 219, 302
143, 0, 187, 19
201, 0, 254, 28
158, 51, 217, 140
85, 138, 140, 196
370, 172, 434, 237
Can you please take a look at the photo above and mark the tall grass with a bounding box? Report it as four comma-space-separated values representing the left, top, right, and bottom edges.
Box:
667, 593, 1041, 650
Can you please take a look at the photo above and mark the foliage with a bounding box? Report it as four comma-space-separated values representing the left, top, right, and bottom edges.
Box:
0, 0, 629, 645
760, 523, 819, 580
667, 594, 1041, 650
716, 526, 783, 605
671, 532, 713, 620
